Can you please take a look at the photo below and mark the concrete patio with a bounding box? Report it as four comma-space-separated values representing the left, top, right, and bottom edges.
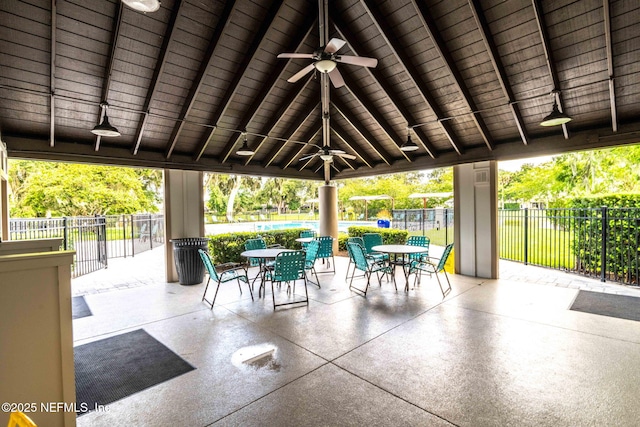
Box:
72, 246, 640, 426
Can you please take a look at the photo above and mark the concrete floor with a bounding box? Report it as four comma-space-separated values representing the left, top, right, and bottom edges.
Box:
72, 247, 640, 426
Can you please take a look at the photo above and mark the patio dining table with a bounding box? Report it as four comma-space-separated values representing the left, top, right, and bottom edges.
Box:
241, 248, 294, 297
371, 244, 429, 292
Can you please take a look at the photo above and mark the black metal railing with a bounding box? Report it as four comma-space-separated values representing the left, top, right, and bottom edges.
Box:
391, 208, 454, 246
8, 214, 164, 278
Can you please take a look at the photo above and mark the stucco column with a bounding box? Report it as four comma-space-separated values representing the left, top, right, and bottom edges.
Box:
318, 184, 338, 252
164, 169, 205, 283
453, 161, 499, 279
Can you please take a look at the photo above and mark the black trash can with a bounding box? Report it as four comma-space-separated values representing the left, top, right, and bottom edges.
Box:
171, 237, 209, 285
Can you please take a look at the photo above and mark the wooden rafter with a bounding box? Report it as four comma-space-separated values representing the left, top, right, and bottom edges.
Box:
132, 0, 184, 156
331, 123, 375, 168
603, 0, 617, 132
360, 0, 464, 155
264, 101, 317, 167
468, 0, 530, 146
280, 126, 321, 169
164, 1, 236, 159
49, 0, 56, 147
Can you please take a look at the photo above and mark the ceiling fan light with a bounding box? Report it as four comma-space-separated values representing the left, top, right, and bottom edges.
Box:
400, 134, 418, 152
319, 154, 333, 161
315, 59, 337, 73
122, 0, 161, 13
540, 101, 572, 126
91, 114, 121, 137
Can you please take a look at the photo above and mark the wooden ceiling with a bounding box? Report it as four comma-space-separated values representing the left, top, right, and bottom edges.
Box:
1, 0, 639, 180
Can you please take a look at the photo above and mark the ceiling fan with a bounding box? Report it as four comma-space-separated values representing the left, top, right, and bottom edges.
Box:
277, 38, 378, 88
299, 144, 357, 163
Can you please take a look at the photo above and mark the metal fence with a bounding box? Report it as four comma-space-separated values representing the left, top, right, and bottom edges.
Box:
392, 207, 639, 287
499, 207, 640, 286
8, 214, 164, 278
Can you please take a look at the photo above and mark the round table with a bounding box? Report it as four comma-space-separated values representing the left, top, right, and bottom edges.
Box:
240, 248, 294, 296
371, 244, 429, 291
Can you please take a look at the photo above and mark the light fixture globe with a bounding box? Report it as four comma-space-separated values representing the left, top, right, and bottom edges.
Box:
122, 0, 161, 13
319, 154, 333, 162
315, 59, 337, 73
540, 101, 572, 126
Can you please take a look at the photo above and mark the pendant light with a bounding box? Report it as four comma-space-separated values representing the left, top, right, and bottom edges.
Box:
236, 132, 254, 156
122, 0, 161, 13
400, 128, 418, 152
540, 92, 572, 127
91, 102, 120, 137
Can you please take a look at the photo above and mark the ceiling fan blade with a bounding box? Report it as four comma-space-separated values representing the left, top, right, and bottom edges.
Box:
335, 153, 357, 160
328, 68, 345, 88
288, 64, 315, 83
298, 152, 318, 161
277, 53, 314, 59
328, 148, 346, 154
324, 38, 346, 54
336, 55, 378, 68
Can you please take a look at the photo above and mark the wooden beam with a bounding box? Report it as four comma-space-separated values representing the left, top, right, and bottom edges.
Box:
331, 123, 375, 168
49, 0, 57, 147
164, 1, 236, 159
468, 0, 530, 145
360, 0, 464, 155
603, 0, 617, 132
132, 0, 184, 155
263, 101, 317, 167
280, 126, 321, 169
192, 1, 282, 161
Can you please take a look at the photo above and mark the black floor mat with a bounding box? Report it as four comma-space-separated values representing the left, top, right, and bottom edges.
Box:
72, 296, 92, 319
570, 290, 640, 322
74, 329, 195, 415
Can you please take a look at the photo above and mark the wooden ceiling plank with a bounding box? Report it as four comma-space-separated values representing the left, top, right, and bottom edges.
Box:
332, 98, 392, 165
218, 20, 317, 164
469, 0, 530, 145
264, 101, 317, 167
331, 17, 438, 159
532, 0, 570, 140
281, 126, 321, 169
192, 1, 283, 162
341, 72, 411, 162
331, 123, 374, 168
411, 0, 494, 151
163, 0, 236, 159
132, 0, 184, 155
94, 1, 123, 152
360, 0, 464, 155
603, 0, 617, 132
243, 76, 315, 165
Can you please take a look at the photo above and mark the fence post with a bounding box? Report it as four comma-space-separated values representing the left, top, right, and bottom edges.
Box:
63, 217, 69, 250
524, 208, 528, 265
444, 209, 449, 245
601, 206, 608, 282
148, 215, 153, 249
131, 215, 136, 257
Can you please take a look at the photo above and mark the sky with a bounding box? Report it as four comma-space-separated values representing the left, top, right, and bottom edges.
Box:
498, 155, 554, 172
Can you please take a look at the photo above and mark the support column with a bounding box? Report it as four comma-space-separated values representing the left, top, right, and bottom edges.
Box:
164, 169, 204, 283
318, 185, 338, 252
0, 139, 8, 241
453, 161, 499, 279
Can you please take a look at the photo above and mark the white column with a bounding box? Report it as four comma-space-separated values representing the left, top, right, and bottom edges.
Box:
164, 169, 204, 283
318, 185, 338, 252
453, 161, 499, 279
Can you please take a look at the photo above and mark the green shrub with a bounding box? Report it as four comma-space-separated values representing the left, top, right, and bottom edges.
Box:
346, 226, 408, 244
207, 228, 308, 264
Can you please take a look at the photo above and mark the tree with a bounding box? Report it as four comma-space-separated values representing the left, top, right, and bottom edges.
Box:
8, 160, 161, 217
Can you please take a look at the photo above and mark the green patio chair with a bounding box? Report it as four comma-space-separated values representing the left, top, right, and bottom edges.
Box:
304, 239, 321, 287
316, 236, 335, 273
406, 235, 430, 262
408, 243, 453, 298
265, 250, 308, 309
345, 236, 365, 279
299, 229, 317, 250
347, 241, 394, 296
362, 233, 389, 262
198, 249, 253, 309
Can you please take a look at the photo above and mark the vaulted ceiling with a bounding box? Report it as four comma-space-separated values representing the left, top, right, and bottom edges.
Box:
1, 0, 639, 181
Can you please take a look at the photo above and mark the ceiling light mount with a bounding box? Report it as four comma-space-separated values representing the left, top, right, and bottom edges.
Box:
122, 0, 161, 13
236, 132, 254, 156
91, 101, 120, 137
